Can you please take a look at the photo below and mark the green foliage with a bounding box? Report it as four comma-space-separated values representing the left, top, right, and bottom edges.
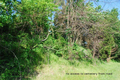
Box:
85, 4, 120, 60
99, 35, 114, 59
95, 5, 102, 12
43, 34, 67, 57
0, 0, 59, 79
1, 0, 120, 79
71, 43, 92, 62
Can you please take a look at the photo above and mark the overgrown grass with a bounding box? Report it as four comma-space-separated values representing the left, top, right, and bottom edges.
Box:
32, 53, 120, 80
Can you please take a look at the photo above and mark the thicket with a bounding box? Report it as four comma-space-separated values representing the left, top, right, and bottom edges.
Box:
0, 0, 120, 79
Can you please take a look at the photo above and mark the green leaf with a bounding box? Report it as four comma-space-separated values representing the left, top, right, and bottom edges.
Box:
0, 23, 3, 27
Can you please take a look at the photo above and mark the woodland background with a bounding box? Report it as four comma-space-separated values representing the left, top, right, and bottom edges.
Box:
0, 0, 120, 80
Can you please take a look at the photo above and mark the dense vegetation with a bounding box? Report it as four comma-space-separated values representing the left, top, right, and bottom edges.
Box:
0, 0, 120, 79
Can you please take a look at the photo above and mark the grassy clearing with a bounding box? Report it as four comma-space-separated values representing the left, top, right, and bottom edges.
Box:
32, 53, 120, 80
